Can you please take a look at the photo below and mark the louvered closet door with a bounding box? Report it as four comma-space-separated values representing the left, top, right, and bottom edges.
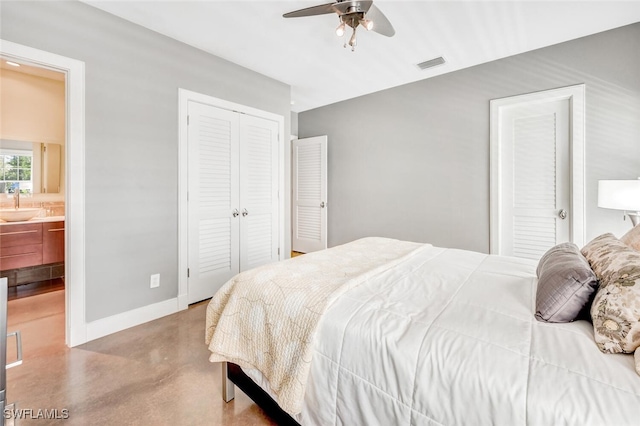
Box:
500, 99, 570, 260
239, 114, 279, 271
187, 102, 240, 304
292, 136, 327, 253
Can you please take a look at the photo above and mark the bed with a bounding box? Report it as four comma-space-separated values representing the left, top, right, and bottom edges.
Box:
205, 237, 640, 425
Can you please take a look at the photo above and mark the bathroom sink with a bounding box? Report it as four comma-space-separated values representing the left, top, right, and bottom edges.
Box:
0, 208, 42, 222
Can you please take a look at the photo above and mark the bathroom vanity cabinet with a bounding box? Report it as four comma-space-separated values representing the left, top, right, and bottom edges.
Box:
43, 221, 65, 264
0, 219, 64, 272
0, 222, 43, 270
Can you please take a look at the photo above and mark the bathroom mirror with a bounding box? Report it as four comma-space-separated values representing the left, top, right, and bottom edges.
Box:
0, 139, 63, 194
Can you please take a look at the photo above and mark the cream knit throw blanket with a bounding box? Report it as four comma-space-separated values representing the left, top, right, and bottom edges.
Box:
205, 237, 425, 415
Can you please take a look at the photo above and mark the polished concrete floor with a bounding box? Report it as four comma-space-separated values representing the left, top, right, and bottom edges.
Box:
6, 291, 275, 425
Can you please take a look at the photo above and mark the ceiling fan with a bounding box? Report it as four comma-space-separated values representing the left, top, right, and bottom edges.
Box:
283, 0, 395, 51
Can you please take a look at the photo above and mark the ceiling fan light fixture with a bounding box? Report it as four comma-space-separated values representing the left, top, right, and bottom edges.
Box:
283, 0, 396, 50
360, 19, 373, 31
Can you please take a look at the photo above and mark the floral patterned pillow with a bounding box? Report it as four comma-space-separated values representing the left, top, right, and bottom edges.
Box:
581, 233, 640, 354
621, 225, 640, 252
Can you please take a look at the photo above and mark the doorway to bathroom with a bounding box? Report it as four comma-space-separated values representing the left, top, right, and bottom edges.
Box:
0, 57, 68, 352
0, 39, 86, 348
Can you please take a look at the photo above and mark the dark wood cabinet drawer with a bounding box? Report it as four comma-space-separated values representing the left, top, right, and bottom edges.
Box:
0, 223, 43, 248
43, 221, 65, 264
0, 221, 63, 272
0, 243, 43, 270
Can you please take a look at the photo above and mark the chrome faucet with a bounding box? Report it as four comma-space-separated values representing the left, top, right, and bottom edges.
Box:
13, 184, 19, 209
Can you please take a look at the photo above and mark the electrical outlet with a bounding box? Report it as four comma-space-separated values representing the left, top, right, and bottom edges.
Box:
150, 273, 160, 289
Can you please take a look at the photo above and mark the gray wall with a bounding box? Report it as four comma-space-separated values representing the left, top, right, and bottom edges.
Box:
299, 23, 640, 252
1, 1, 291, 322
291, 111, 299, 137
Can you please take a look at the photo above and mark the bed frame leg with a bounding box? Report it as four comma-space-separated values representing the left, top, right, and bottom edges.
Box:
221, 362, 235, 402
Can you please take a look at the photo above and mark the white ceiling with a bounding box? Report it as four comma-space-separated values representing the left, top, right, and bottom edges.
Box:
85, 1, 640, 112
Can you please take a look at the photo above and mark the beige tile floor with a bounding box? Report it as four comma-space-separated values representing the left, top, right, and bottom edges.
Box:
6, 290, 275, 425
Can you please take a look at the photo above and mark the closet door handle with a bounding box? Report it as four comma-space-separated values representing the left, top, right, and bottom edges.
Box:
242, 209, 249, 217
6, 330, 23, 369
232, 209, 239, 218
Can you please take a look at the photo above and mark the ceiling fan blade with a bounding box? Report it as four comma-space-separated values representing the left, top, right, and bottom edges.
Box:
367, 4, 395, 37
283, 2, 337, 18
332, 0, 373, 15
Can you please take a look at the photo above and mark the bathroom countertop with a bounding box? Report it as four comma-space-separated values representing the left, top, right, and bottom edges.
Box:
0, 216, 65, 226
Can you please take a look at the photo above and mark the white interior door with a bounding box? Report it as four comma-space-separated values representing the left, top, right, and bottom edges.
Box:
292, 136, 328, 253
187, 101, 240, 304
239, 114, 280, 271
500, 100, 570, 260
490, 85, 586, 260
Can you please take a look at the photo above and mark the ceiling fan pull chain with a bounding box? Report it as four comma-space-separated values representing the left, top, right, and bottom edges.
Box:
349, 27, 357, 51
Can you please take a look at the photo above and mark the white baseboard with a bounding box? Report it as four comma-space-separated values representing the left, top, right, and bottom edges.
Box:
85, 297, 179, 343
177, 293, 189, 311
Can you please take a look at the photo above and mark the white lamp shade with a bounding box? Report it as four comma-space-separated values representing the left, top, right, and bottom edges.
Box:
598, 180, 640, 211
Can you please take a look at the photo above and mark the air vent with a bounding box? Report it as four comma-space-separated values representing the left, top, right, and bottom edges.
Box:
417, 56, 446, 71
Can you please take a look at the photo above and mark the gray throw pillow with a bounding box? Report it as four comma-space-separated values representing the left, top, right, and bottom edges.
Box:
535, 242, 598, 323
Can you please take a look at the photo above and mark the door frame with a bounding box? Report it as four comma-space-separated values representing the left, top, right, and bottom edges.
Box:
1, 39, 87, 347
177, 89, 284, 309
489, 84, 586, 255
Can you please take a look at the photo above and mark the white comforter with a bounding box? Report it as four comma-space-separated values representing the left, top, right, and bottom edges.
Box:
245, 245, 640, 425
206, 237, 422, 415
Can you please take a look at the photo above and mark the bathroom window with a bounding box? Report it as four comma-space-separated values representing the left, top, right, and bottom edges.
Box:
0, 151, 33, 194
